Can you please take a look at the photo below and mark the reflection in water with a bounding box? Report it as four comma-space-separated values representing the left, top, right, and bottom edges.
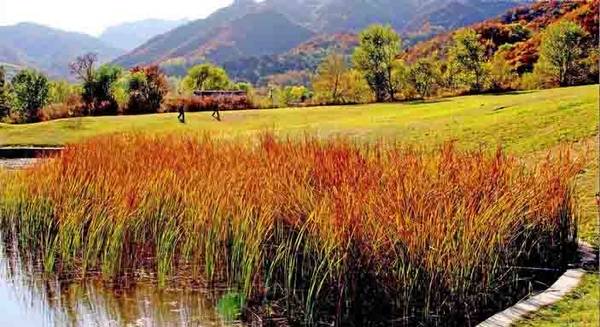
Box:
0, 240, 243, 327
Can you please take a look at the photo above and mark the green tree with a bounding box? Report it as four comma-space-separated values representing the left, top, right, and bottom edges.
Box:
407, 58, 439, 99
448, 28, 487, 93
0, 66, 11, 118
48, 80, 81, 104
69, 53, 123, 115
91, 64, 122, 115
537, 21, 588, 87
11, 69, 49, 122
234, 82, 253, 93
70, 54, 122, 115
182, 64, 231, 92
486, 49, 517, 91
353, 24, 402, 102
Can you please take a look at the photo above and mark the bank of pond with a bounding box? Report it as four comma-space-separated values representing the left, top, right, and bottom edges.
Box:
0, 134, 583, 326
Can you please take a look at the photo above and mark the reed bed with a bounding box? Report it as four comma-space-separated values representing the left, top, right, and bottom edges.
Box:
0, 134, 582, 325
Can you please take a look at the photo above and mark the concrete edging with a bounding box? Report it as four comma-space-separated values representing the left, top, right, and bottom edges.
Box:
478, 242, 597, 327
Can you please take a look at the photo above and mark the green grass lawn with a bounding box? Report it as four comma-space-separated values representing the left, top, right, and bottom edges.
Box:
0, 85, 597, 154
1, 84, 598, 325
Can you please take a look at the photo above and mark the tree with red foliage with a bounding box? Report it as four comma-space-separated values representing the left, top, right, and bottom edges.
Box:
126, 65, 169, 114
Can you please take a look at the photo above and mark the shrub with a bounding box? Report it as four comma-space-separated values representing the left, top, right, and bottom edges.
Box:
48, 80, 81, 105
164, 95, 252, 113
39, 93, 85, 121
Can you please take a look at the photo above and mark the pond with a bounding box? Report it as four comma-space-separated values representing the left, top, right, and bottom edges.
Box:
0, 242, 242, 327
0, 156, 242, 326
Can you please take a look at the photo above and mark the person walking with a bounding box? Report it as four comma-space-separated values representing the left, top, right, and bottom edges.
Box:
178, 104, 185, 123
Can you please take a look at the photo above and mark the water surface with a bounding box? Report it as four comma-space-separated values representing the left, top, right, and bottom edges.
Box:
0, 243, 240, 327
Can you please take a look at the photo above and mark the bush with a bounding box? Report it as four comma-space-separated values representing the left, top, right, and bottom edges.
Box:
39, 93, 85, 121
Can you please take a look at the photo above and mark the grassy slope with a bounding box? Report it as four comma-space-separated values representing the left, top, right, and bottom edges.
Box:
0, 85, 597, 153
0, 84, 598, 325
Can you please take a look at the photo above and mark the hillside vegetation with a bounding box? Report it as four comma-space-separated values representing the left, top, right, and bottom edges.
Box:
404, 0, 598, 73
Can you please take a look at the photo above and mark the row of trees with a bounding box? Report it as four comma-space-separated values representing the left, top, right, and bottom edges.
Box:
0, 57, 171, 123
68, 53, 170, 117
312, 20, 595, 104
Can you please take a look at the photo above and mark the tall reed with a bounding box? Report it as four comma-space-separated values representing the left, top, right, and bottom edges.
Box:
0, 134, 582, 325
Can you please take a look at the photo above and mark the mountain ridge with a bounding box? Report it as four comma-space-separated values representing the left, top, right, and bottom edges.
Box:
100, 18, 189, 51
114, 0, 525, 70
0, 22, 122, 79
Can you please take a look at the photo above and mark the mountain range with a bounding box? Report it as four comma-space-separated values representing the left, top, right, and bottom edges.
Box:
0, 23, 122, 79
114, 0, 524, 70
99, 19, 189, 51
0, 0, 527, 80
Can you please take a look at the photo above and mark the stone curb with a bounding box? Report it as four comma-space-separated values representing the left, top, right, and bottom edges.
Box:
478, 242, 597, 327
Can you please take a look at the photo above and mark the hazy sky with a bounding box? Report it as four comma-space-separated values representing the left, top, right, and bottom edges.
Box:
0, 0, 234, 36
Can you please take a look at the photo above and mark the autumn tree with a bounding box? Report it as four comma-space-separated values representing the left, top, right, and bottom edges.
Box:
438, 60, 461, 94
338, 70, 373, 104
353, 24, 402, 102
70, 53, 122, 115
537, 21, 588, 87
127, 65, 169, 114
11, 69, 49, 122
70, 53, 97, 108
312, 53, 347, 104
448, 28, 487, 93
